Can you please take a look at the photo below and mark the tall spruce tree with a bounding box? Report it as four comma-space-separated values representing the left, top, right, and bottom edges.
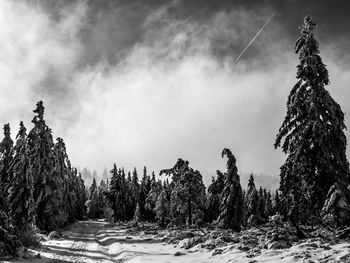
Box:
245, 174, 260, 225
107, 164, 132, 221
274, 16, 350, 224
205, 170, 225, 223
7, 122, 35, 231
0, 124, 13, 228
28, 101, 59, 231
52, 138, 69, 226
74, 169, 87, 220
87, 178, 101, 218
145, 180, 162, 221
216, 149, 243, 231
0, 124, 14, 189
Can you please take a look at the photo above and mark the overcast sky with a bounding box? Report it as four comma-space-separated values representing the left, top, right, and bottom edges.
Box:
1, 0, 350, 184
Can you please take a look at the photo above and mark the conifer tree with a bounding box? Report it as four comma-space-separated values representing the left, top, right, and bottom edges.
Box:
145, 180, 162, 221
107, 164, 132, 221
74, 169, 87, 219
0, 124, 13, 228
246, 174, 260, 225
205, 170, 225, 223
129, 168, 140, 216
0, 124, 14, 189
28, 101, 59, 231
155, 190, 170, 227
273, 190, 281, 215
264, 191, 273, 218
216, 149, 243, 231
160, 158, 206, 226
139, 166, 151, 220
87, 178, 101, 218
258, 187, 266, 219
7, 122, 35, 232
275, 16, 350, 223
97, 179, 108, 217
52, 137, 69, 226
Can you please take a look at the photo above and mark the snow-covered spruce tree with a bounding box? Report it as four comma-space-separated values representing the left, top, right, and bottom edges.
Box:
139, 166, 153, 221
205, 170, 225, 223
107, 165, 132, 221
264, 191, 273, 218
145, 180, 163, 221
0, 124, 14, 189
155, 190, 170, 227
274, 16, 350, 224
28, 101, 61, 231
128, 168, 140, 218
273, 190, 281, 215
73, 169, 87, 220
97, 179, 108, 217
258, 187, 264, 218
216, 149, 243, 231
52, 137, 69, 226
160, 158, 206, 226
7, 122, 35, 233
245, 174, 260, 225
0, 124, 14, 229
87, 177, 101, 218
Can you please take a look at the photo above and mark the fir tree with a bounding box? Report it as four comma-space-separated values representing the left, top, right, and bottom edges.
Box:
160, 158, 206, 226
246, 174, 260, 225
129, 167, 140, 216
264, 191, 273, 218
107, 164, 132, 221
28, 101, 58, 231
87, 177, 102, 218
7, 122, 35, 232
139, 166, 151, 221
273, 190, 281, 215
216, 149, 243, 231
258, 187, 266, 219
0, 124, 14, 189
275, 16, 350, 223
52, 137, 69, 226
205, 170, 225, 223
145, 180, 162, 221
70, 168, 86, 220
155, 190, 170, 227
0, 124, 13, 228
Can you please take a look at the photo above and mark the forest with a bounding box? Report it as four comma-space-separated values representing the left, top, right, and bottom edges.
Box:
0, 16, 350, 261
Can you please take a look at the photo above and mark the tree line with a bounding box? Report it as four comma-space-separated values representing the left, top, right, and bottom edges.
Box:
87, 149, 281, 230
88, 16, 350, 230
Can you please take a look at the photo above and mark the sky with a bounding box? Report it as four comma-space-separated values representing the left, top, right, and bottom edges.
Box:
0, 0, 350, 185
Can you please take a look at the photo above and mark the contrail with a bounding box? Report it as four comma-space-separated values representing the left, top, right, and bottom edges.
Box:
233, 13, 274, 65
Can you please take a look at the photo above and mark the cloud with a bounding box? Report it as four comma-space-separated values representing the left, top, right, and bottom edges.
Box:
67, 5, 294, 178
0, 0, 86, 133
1, 0, 349, 186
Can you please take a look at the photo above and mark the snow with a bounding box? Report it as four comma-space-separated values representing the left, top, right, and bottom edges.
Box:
4, 220, 350, 263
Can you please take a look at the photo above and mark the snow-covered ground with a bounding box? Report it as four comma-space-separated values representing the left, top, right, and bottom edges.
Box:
5, 220, 350, 263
